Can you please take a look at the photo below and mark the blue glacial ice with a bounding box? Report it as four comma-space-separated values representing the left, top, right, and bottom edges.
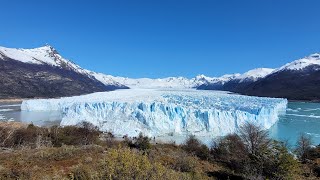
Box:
21, 89, 287, 138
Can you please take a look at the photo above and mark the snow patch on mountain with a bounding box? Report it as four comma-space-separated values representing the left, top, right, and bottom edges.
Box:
207, 73, 241, 84
0, 45, 125, 88
277, 53, 320, 72
0, 45, 89, 74
3, 45, 319, 91
235, 68, 274, 82
86, 72, 128, 87
105, 75, 211, 89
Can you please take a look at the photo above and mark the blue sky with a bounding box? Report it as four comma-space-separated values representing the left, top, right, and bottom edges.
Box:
1, 0, 320, 78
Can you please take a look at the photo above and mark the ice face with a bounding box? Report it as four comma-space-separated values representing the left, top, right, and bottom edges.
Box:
21, 89, 287, 138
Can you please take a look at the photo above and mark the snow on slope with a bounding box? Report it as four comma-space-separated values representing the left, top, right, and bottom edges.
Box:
102, 74, 244, 89
86, 72, 128, 87
0, 45, 86, 73
235, 68, 274, 82
105, 75, 208, 89
0, 45, 279, 89
103, 68, 273, 89
206, 73, 241, 84
0, 45, 207, 89
0, 45, 124, 87
21, 89, 287, 138
276, 53, 320, 72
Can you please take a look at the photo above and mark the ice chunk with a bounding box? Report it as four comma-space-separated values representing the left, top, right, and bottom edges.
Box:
21, 89, 287, 138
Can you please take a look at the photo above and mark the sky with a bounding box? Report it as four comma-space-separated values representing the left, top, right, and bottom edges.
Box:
1, 0, 320, 78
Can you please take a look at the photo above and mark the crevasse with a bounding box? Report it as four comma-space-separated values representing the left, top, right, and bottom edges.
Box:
21, 89, 287, 137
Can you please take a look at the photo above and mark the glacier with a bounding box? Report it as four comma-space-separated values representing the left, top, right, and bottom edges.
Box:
21, 89, 287, 138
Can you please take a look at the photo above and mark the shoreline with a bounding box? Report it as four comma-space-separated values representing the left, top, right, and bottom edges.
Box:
0, 99, 24, 103
288, 99, 320, 103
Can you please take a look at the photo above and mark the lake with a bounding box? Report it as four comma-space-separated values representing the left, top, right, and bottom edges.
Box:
1, 101, 319, 146
0, 102, 61, 127
269, 101, 320, 146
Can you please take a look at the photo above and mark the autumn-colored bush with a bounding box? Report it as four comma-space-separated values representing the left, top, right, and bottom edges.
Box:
97, 147, 194, 179
0, 125, 15, 147
0, 122, 313, 179
0, 122, 101, 149
133, 132, 152, 151
212, 123, 301, 179
49, 122, 101, 147
182, 135, 210, 160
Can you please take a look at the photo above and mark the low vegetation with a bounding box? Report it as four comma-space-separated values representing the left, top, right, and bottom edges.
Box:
0, 121, 319, 179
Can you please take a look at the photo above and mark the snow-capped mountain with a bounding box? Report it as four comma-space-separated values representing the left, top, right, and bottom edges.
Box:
199, 53, 320, 101
1, 44, 320, 100
276, 53, 320, 72
0, 45, 279, 95
0, 45, 219, 90
234, 68, 274, 82
197, 68, 273, 91
0, 45, 127, 98
0, 45, 126, 87
103, 74, 214, 89
101, 73, 246, 90
0, 45, 87, 74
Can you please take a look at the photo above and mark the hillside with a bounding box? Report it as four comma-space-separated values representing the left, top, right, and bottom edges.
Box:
0, 45, 128, 98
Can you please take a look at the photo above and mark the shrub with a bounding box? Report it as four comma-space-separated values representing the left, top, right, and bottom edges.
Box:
295, 133, 313, 162
211, 134, 247, 171
134, 133, 151, 151
98, 147, 189, 179
104, 135, 120, 148
269, 140, 301, 179
182, 135, 210, 160
314, 165, 320, 177
0, 126, 14, 147
175, 154, 199, 173
70, 165, 96, 180
11, 124, 51, 148
308, 145, 320, 160
211, 123, 301, 179
49, 122, 101, 147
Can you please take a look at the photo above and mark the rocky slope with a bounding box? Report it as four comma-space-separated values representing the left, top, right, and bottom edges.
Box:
0, 45, 128, 98
198, 53, 320, 101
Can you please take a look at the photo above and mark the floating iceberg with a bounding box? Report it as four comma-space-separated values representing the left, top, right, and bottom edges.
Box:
21, 89, 287, 138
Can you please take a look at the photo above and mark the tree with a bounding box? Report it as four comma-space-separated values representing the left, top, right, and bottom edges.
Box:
239, 122, 271, 157
295, 133, 313, 162
212, 123, 301, 179
182, 135, 210, 160
270, 140, 301, 179
134, 133, 151, 151
211, 134, 247, 171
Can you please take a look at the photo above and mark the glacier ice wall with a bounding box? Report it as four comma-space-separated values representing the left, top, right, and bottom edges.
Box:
21, 89, 287, 137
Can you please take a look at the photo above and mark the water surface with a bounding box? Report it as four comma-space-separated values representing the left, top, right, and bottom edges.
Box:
0, 102, 61, 127
269, 101, 320, 146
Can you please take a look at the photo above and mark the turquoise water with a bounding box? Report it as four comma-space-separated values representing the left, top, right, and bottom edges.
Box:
1, 101, 320, 146
269, 102, 320, 146
0, 102, 61, 127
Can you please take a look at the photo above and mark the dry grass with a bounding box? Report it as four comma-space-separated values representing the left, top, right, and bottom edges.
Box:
0, 145, 217, 179
0, 122, 317, 179
0, 122, 27, 129
0, 99, 23, 103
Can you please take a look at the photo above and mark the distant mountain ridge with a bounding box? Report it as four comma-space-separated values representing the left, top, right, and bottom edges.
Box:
198, 53, 320, 101
1, 45, 319, 100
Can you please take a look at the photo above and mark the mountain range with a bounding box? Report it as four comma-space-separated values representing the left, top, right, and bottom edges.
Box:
0, 45, 319, 101
198, 53, 320, 101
